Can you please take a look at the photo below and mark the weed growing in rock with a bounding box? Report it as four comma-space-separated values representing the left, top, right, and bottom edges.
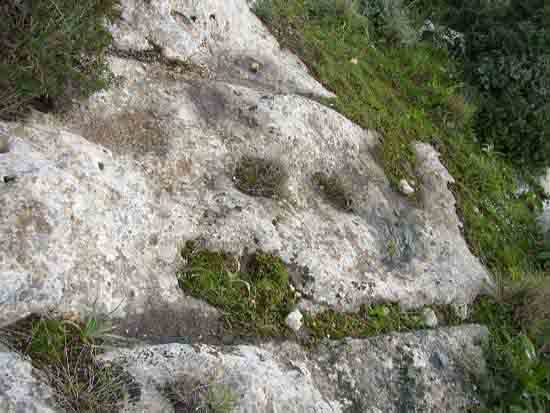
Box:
233, 157, 289, 199
0, 0, 119, 119
177, 241, 296, 337
163, 376, 236, 413
0, 313, 137, 413
312, 171, 354, 212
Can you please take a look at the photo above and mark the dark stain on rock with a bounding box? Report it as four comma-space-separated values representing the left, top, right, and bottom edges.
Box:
115, 300, 224, 345
187, 83, 229, 126
148, 234, 159, 246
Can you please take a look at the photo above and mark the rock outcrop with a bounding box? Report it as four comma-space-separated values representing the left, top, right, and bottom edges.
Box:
0, 347, 58, 413
0, 1, 489, 330
0, 0, 492, 411
98, 325, 487, 413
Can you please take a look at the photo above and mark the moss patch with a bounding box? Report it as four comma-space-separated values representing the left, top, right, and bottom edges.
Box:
312, 171, 354, 212
233, 157, 288, 199
177, 241, 296, 337
177, 242, 463, 343
304, 304, 423, 341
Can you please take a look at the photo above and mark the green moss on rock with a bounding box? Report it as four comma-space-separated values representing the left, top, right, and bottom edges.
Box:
177, 242, 295, 337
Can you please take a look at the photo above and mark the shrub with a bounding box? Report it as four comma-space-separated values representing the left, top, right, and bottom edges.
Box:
0, 0, 119, 119
432, 0, 550, 169
360, 0, 418, 45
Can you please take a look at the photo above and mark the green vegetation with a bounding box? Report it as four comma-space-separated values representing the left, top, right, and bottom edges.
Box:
253, 0, 549, 411
0, 314, 133, 413
419, 0, 550, 169
177, 241, 296, 336
233, 156, 289, 199
164, 377, 236, 413
178, 241, 463, 342
0, 0, 119, 119
253, 0, 543, 276
471, 277, 550, 412
312, 171, 354, 211
304, 304, 422, 340
305, 303, 464, 342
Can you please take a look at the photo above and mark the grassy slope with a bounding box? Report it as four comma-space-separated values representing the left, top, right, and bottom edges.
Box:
254, 0, 541, 277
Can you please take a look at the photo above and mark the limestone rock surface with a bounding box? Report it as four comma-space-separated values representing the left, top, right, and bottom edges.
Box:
0, 350, 58, 413
97, 325, 487, 413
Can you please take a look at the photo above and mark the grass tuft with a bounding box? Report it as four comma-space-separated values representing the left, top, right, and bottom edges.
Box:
162, 375, 236, 413
471, 280, 550, 413
312, 171, 354, 212
0, 313, 137, 413
304, 304, 423, 340
233, 157, 289, 199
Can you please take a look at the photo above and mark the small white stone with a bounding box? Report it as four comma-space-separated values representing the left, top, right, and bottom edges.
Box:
399, 179, 415, 196
285, 309, 304, 333
422, 308, 438, 328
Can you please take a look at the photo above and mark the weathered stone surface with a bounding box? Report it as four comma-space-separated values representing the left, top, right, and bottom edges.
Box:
99, 325, 487, 413
110, 0, 331, 98
0, 350, 58, 413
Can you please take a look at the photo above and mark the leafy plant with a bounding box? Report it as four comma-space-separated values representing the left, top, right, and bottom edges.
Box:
424, 0, 550, 169
360, 0, 419, 45
163, 376, 236, 413
0, 0, 119, 119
